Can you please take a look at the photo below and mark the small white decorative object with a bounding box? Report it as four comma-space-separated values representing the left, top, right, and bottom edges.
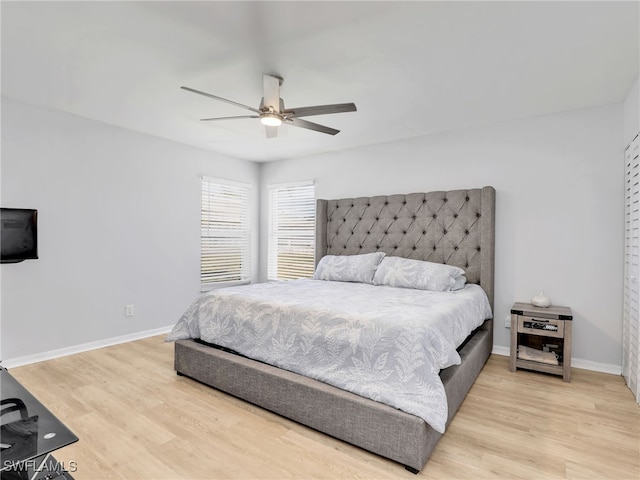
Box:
531, 291, 551, 308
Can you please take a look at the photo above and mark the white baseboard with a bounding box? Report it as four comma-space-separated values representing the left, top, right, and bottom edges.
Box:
491, 345, 510, 357
2, 325, 174, 369
491, 345, 621, 376
571, 358, 621, 376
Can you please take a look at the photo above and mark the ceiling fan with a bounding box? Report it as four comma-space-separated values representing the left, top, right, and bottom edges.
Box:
181, 74, 357, 138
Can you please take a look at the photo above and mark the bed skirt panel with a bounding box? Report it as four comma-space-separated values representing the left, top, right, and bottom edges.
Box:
174, 322, 491, 471
442, 320, 492, 424
175, 339, 430, 469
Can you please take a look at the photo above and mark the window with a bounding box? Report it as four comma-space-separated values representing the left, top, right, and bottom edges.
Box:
268, 181, 316, 280
201, 176, 251, 289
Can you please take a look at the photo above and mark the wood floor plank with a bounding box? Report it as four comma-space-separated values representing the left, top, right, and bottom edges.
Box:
7, 336, 640, 479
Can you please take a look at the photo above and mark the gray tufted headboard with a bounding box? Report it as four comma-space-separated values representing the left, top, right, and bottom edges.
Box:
315, 186, 496, 310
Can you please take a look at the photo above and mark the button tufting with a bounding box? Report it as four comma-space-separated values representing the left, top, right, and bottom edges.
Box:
477, 247, 481, 251
433, 214, 437, 218
422, 199, 426, 204
384, 230, 388, 234
403, 230, 407, 234
443, 230, 448, 234
385, 201, 389, 205
412, 246, 417, 250
465, 230, 469, 235
477, 213, 481, 218
423, 230, 427, 234
433, 246, 437, 250
393, 216, 398, 220
454, 246, 458, 250
376, 245, 380, 249
465, 196, 469, 201
413, 215, 417, 219
454, 214, 458, 218
444, 198, 448, 202
465, 263, 469, 268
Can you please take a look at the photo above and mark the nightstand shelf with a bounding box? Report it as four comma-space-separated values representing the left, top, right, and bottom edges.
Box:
509, 302, 573, 382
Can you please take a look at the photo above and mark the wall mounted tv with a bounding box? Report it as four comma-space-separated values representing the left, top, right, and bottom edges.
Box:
1, 208, 38, 263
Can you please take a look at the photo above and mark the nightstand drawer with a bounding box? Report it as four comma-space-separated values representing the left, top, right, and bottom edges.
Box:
517, 316, 564, 338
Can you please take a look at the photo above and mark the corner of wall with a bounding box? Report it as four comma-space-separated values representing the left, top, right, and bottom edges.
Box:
624, 76, 639, 145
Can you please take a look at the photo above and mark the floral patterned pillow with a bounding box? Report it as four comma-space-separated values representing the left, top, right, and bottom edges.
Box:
373, 256, 465, 292
313, 252, 386, 284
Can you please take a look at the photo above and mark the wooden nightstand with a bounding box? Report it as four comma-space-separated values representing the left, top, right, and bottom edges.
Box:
509, 302, 573, 382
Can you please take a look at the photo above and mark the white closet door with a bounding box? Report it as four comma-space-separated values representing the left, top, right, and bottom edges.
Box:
624, 132, 640, 404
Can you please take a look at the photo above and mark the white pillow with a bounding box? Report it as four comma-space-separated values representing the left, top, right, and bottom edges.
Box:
314, 252, 386, 284
373, 257, 465, 292
450, 275, 467, 291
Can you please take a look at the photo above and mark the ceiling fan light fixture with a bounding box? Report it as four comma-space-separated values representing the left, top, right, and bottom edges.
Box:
260, 113, 283, 127
182, 74, 356, 137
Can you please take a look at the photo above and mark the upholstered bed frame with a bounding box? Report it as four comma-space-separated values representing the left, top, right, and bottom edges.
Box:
174, 186, 495, 473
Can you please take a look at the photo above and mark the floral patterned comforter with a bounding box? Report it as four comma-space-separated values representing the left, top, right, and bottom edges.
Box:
167, 279, 492, 433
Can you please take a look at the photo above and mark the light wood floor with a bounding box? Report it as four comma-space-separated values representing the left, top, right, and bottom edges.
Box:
8, 336, 640, 479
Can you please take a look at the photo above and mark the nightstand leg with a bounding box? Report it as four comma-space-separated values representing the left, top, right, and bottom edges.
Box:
563, 320, 572, 382
509, 313, 518, 372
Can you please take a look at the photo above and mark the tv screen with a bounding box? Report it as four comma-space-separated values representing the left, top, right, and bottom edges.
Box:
1, 208, 38, 263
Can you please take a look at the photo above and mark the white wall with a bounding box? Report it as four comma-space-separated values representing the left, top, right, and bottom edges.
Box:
1, 98, 260, 361
625, 76, 639, 145
260, 104, 624, 369
1, 98, 627, 370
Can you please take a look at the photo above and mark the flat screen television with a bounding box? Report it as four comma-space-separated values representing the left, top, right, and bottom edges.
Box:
1, 208, 38, 263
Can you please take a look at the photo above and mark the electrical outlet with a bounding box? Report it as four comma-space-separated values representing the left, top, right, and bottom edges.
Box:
125, 304, 134, 317
504, 315, 511, 328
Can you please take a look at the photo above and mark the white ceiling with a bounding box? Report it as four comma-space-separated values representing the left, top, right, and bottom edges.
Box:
2, 1, 638, 162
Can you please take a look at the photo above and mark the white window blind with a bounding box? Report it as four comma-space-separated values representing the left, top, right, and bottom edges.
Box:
268, 181, 316, 280
201, 177, 251, 289
623, 132, 640, 404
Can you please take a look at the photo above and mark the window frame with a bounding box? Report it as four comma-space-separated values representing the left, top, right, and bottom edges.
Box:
200, 176, 252, 291
267, 180, 316, 281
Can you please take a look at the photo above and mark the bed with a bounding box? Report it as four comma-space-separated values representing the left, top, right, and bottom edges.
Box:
171, 186, 495, 473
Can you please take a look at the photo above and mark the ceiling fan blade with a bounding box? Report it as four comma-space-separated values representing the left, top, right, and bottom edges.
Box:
262, 74, 281, 113
283, 103, 357, 118
200, 115, 259, 121
265, 126, 278, 138
181, 86, 260, 114
287, 117, 340, 135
